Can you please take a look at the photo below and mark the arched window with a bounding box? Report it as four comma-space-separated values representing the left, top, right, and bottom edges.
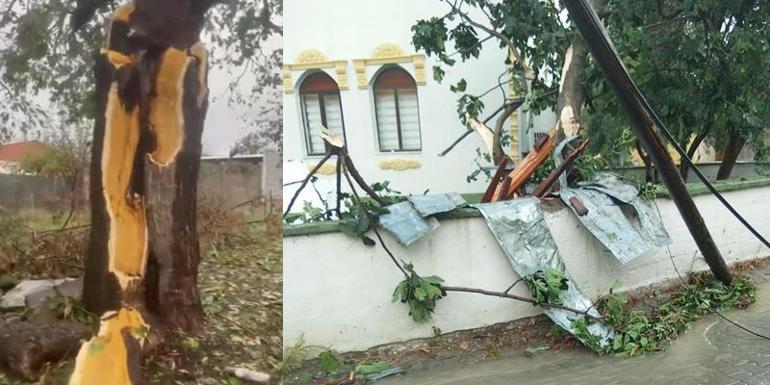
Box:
373, 67, 421, 152
300, 72, 346, 155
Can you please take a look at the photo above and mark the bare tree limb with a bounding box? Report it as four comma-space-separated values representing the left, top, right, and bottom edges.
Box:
441, 285, 604, 322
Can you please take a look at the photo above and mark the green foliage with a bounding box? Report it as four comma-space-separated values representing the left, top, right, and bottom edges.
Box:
638, 182, 658, 201
317, 349, 343, 374
596, 273, 757, 356
574, 128, 636, 182
527, 156, 556, 186
1, 0, 282, 147
570, 316, 605, 352
412, 0, 571, 128
0, 273, 18, 292
584, 0, 770, 165
392, 263, 447, 322
50, 296, 97, 326
354, 361, 390, 376
17, 144, 82, 178
278, 337, 309, 375
524, 268, 569, 305
181, 336, 200, 352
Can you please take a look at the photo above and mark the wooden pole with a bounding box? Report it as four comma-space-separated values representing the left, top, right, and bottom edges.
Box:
562, 0, 732, 284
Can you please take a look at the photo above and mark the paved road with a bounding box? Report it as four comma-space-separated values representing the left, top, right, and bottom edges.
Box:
379, 272, 770, 385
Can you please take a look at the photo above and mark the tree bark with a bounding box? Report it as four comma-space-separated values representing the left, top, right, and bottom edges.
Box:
635, 139, 656, 183
144, 54, 208, 331
716, 130, 746, 180
75, 2, 211, 383
679, 114, 714, 182
556, 0, 608, 138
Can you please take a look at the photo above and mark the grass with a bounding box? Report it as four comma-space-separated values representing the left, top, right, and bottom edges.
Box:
0, 203, 283, 385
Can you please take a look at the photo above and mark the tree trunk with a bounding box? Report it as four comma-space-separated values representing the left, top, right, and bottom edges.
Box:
556, 0, 608, 138
74, 2, 210, 383
635, 139, 656, 183
679, 113, 714, 182
716, 130, 746, 180
679, 132, 707, 182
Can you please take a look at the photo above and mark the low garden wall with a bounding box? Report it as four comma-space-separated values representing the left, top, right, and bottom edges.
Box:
283, 179, 770, 352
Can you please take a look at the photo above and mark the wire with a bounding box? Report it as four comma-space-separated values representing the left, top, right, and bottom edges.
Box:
653, 200, 770, 341
568, 0, 770, 341
575, 0, 770, 251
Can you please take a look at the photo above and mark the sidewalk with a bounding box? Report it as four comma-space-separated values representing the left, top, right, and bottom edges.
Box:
379, 268, 770, 385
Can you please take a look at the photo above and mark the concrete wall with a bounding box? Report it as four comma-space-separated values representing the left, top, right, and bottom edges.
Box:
284, 185, 770, 352
0, 155, 280, 213
0, 175, 76, 213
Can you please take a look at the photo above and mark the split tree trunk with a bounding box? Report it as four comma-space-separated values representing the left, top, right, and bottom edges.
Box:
555, 0, 608, 138
716, 130, 746, 180
74, 2, 211, 383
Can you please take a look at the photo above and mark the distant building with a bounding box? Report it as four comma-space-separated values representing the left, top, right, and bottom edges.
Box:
283, 1, 554, 195
0, 140, 50, 174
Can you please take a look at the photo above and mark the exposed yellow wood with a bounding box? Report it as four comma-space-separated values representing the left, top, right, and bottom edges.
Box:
69, 308, 148, 385
102, 79, 147, 288
148, 48, 188, 166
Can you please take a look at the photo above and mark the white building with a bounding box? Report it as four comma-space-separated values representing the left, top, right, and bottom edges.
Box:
283, 0, 555, 196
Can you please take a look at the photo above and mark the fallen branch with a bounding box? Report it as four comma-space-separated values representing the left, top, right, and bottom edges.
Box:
441, 285, 603, 322
341, 161, 407, 278
532, 138, 590, 197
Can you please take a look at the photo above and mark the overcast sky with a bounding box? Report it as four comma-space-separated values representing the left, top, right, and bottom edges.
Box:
4, 25, 281, 158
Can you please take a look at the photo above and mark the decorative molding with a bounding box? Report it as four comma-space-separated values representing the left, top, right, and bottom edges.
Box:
353, 43, 427, 89
371, 42, 406, 59
283, 49, 348, 93
378, 159, 421, 171
296, 49, 329, 64
352, 60, 366, 89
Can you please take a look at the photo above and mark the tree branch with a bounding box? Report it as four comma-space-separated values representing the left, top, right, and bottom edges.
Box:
443, 0, 531, 91
441, 285, 604, 322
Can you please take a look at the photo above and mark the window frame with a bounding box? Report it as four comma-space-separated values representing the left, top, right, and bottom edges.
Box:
299, 72, 347, 156
372, 67, 422, 153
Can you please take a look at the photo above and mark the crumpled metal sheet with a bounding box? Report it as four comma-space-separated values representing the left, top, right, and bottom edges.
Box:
379, 201, 439, 246
560, 188, 652, 264
579, 173, 671, 248
562, 173, 671, 263
577, 172, 639, 203
472, 199, 612, 348
407, 193, 466, 217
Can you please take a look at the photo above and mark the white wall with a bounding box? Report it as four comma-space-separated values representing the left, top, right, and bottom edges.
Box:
284, 1, 555, 195
284, 186, 770, 352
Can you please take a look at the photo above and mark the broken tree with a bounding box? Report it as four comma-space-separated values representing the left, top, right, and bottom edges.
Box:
74, 1, 214, 383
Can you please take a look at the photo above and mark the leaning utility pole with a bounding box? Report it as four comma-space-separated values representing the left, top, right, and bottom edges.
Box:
563, 0, 732, 284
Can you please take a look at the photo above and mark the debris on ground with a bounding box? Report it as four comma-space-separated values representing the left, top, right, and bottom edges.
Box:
525, 344, 551, 358
225, 367, 271, 383
0, 278, 82, 309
